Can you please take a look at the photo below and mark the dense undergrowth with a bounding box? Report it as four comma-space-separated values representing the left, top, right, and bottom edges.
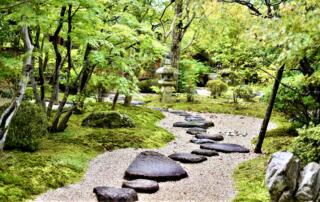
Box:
0, 102, 173, 202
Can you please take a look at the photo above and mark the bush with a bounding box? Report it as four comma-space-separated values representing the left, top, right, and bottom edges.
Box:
206, 79, 228, 98
291, 126, 320, 164
0, 89, 13, 98
82, 112, 136, 128
23, 88, 34, 101
138, 79, 158, 93
234, 85, 254, 101
0, 102, 48, 151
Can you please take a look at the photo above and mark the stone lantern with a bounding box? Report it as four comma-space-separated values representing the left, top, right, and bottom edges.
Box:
156, 55, 177, 103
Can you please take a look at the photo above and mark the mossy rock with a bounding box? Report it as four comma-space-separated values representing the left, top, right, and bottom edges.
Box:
82, 112, 136, 128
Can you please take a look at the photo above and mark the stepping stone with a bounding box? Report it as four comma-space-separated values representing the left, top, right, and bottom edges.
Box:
168, 110, 191, 117
122, 179, 159, 193
191, 149, 219, 157
200, 143, 250, 153
190, 138, 216, 144
173, 121, 214, 129
168, 153, 207, 163
196, 134, 224, 141
186, 127, 207, 135
93, 186, 138, 202
185, 116, 206, 122
124, 151, 188, 181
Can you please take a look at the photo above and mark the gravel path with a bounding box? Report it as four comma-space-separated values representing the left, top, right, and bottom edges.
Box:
35, 111, 276, 202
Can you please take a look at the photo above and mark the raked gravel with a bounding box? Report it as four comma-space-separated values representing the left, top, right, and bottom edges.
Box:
35, 111, 276, 202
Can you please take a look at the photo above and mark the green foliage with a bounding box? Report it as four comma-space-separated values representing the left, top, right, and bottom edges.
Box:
291, 125, 320, 164
234, 85, 254, 101
0, 102, 48, 151
138, 79, 158, 93
81, 112, 136, 129
0, 89, 13, 99
206, 79, 228, 98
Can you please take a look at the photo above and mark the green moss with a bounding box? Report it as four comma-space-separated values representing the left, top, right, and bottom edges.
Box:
0, 103, 173, 202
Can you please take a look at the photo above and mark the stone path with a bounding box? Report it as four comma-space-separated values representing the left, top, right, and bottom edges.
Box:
35, 110, 276, 202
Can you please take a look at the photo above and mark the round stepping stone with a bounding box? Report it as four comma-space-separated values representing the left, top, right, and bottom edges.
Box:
185, 116, 206, 122
124, 151, 188, 181
190, 138, 216, 144
173, 121, 214, 129
196, 134, 224, 141
122, 179, 159, 193
191, 149, 219, 157
168, 153, 207, 163
186, 128, 207, 135
200, 143, 250, 153
93, 186, 138, 202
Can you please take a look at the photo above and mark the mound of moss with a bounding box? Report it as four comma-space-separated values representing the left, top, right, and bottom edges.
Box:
82, 112, 135, 129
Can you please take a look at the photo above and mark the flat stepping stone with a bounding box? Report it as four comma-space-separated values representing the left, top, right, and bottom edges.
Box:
168, 110, 191, 117
185, 116, 206, 122
200, 143, 250, 153
191, 149, 219, 157
173, 121, 214, 129
190, 138, 216, 144
124, 151, 188, 181
196, 134, 224, 141
93, 186, 138, 202
186, 128, 207, 135
168, 153, 207, 163
122, 179, 159, 193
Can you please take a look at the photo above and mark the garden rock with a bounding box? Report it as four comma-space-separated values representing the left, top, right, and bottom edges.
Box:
173, 121, 214, 129
295, 162, 320, 201
168, 110, 191, 117
190, 138, 216, 144
191, 149, 219, 157
168, 153, 207, 163
186, 127, 207, 135
122, 179, 159, 193
124, 151, 188, 181
196, 134, 224, 141
185, 116, 206, 122
93, 186, 138, 202
82, 112, 135, 128
200, 143, 250, 153
265, 152, 300, 202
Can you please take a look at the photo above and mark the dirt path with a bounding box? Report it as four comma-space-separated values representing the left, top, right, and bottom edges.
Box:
35, 111, 276, 202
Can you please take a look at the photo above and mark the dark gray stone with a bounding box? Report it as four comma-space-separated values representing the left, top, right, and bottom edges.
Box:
130, 101, 144, 106
196, 134, 224, 141
124, 151, 188, 181
173, 121, 214, 129
185, 116, 206, 122
200, 143, 250, 153
168, 110, 191, 117
186, 128, 207, 135
93, 186, 138, 202
122, 179, 159, 193
191, 149, 219, 157
190, 138, 216, 144
168, 153, 207, 163
265, 152, 300, 202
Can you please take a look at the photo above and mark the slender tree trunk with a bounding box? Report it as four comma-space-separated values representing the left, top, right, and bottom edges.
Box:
171, 0, 183, 74
0, 26, 34, 150
112, 91, 119, 110
255, 65, 285, 153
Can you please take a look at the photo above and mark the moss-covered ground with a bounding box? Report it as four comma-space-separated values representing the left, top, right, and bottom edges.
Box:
0, 103, 173, 202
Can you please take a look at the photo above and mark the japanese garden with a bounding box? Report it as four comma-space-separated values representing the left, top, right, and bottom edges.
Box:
0, 0, 319, 201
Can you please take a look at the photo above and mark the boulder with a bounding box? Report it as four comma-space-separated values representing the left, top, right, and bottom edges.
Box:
124, 151, 188, 181
191, 149, 219, 157
93, 186, 138, 202
200, 143, 249, 153
186, 128, 207, 135
82, 112, 135, 128
196, 134, 224, 141
173, 121, 214, 129
122, 179, 159, 193
185, 116, 206, 122
265, 152, 300, 202
295, 162, 320, 201
168, 153, 207, 163
190, 138, 216, 144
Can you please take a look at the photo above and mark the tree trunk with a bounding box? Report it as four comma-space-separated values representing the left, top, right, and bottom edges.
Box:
171, 0, 183, 74
124, 95, 132, 107
254, 65, 285, 153
0, 26, 34, 150
112, 91, 119, 110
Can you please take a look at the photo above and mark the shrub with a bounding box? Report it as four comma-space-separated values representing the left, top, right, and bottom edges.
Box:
0, 89, 13, 98
0, 102, 48, 151
206, 79, 228, 98
291, 126, 320, 164
82, 112, 136, 128
138, 79, 158, 93
234, 85, 254, 101
23, 88, 34, 101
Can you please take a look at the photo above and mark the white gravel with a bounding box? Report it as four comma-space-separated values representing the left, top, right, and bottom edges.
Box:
35, 111, 276, 202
